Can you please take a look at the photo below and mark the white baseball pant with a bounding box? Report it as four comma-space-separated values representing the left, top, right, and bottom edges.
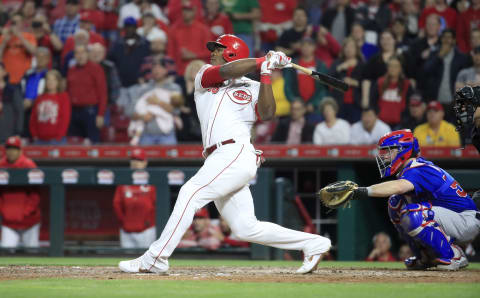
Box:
120, 226, 157, 248
1, 223, 40, 248
432, 207, 480, 244
142, 142, 331, 271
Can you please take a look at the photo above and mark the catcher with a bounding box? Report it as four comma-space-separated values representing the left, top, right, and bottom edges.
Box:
318, 129, 480, 270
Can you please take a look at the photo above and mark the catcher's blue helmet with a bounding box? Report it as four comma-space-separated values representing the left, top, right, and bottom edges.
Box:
376, 129, 420, 178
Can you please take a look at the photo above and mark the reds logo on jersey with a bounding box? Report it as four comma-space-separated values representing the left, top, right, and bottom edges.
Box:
228, 89, 252, 105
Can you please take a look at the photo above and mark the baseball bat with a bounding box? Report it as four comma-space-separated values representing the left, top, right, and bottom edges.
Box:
290, 63, 349, 92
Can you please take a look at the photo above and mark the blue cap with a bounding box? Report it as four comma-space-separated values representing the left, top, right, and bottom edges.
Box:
124, 17, 137, 27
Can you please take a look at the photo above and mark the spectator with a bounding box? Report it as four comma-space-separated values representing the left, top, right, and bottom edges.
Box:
177, 59, 204, 143
398, 244, 413, 261
276, 6, 312, 57
350, 106, 391, 145
407, 14, 441, 88
205, 0, 233, 39
0, 136, 40, 249
366, 232, 396, 262
370, 56, 413, 128
391, 17, 412, 55
221, 0, 260, 56
0, 13, 37, 84
258, 0, 297, 52
329, 37, 364, 123
108, 17, 151, 87
219, 217, 249, 247
313, 97, 350, 145
60, 29, 88, 74
400, 0, 419, 37
167, 0, 204, 24
314, 26, 341, 68
19, 0, 37, 30
167, 3, 212, 76
271, 99, 315, 144
129, 58, 183, 145
79, 0, 104, 33
98, 0, 120, 45
139, 33, 174, 83
284, 38, 328, 113
423, 29, 469, 119
29, 70, 71, 145
321, 0, 356, 45
456, 47, 480, 90
470, 28, 480, 53
30, 15, 63, 66
191, 208, 223, 250
61, 11, 107, 64
67, 44, 107, 143
350, 22, 379, 61
89, 42, 121, 105
418, 0, 457, 32
413, 101, 460, 146
395, 93, 427, 131
0, 63, 17, 142
361, 30, 397, 109
137, 12, 167, 43
113, 148, 156, 249
118, 0, 167, 28
457, 0, 480, 53
52, 0, 80, 43
354, 0, 391, 38
21, 47, 51, 137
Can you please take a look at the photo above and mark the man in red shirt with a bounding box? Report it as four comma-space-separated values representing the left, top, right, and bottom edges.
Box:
456, 0, 480, 53
113, 148, 156, 248
204, 0, 233, 39
168, 2, 212, 76
67, 44, 107, 143
0, 136, 41, 248
258, 0, 297, 51
418, 0, 457, 32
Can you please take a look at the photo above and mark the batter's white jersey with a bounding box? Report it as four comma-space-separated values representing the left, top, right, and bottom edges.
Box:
194, 64, 260, 148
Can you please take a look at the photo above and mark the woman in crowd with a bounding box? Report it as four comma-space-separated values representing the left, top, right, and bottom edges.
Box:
313, 97, 351, 145
329, 37, 365, 123
370, 56, 413, 128
29, 70, 71, 144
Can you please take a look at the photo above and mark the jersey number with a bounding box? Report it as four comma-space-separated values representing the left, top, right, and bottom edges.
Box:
450, 181, 468, 198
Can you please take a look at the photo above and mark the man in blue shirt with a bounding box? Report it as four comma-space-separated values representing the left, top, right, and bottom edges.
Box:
53, 0, 80, 43
353, 129, 479, 270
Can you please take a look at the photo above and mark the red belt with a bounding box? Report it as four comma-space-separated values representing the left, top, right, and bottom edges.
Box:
204, 139, 236, 157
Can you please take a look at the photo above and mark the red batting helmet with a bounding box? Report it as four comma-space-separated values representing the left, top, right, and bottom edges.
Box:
206, 34, 249, 62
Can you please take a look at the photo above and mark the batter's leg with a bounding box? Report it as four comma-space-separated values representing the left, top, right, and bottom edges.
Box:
215, 185, 331, 272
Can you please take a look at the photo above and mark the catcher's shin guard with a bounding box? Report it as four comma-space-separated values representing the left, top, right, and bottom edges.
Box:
399, 203, 454, 264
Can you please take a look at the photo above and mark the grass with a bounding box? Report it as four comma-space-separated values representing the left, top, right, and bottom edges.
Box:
0, 258, 479, 298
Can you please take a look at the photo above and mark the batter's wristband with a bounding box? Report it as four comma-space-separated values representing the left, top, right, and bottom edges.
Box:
260, 75, 271, 84
256, 57, 266, 71
354, 187, 369, 200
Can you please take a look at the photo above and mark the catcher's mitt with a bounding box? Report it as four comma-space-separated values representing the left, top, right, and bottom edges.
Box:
317, 181, 366, 209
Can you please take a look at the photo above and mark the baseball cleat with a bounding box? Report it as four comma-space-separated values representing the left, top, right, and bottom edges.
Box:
296, 254, 322, 274
404, 256, 434, 270
119, 257, 148, 273
436, 245, 468, 271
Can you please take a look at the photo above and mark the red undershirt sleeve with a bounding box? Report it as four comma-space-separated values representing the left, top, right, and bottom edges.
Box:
201, 65, 224, 88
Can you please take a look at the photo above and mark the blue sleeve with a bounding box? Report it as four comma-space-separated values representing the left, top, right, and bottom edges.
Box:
24, 77, 37, 100
399, 166, 442, 197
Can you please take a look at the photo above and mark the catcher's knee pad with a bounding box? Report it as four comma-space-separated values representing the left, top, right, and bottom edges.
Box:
387, 195, 406, 225
399, 203, 454, 262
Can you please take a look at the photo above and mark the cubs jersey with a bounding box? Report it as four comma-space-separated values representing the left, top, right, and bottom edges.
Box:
194, 64, 261, 148
398, 157, 478, 213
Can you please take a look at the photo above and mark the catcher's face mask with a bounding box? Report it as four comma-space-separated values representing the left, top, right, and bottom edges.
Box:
376, 146, 399, 178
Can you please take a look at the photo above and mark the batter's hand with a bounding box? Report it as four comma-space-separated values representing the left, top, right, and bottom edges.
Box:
267, 51, 291, 69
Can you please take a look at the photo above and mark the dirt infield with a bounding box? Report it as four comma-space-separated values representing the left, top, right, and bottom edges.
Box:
1, 265, 480, 283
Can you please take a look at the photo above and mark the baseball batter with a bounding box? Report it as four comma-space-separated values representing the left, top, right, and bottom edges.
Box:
119, 34, 331, 274
319, 129, 480, 270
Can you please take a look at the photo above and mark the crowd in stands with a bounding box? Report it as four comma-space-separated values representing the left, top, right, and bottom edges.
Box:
0, 0, 478, 147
